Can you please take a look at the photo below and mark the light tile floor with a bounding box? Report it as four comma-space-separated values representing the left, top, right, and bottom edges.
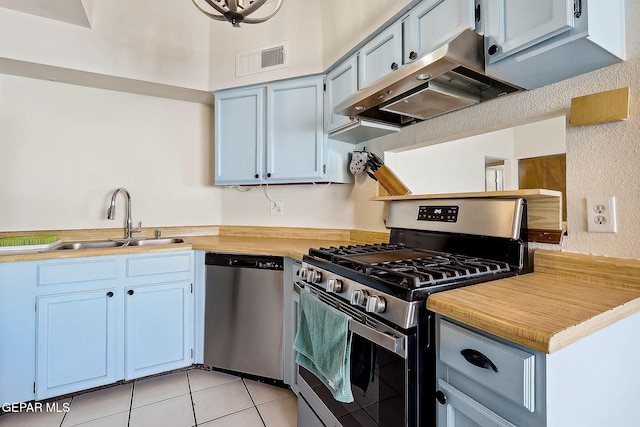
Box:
0, 369, 297, 427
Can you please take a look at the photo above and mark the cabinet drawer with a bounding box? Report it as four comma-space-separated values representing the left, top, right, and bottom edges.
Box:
439, 320, 535, 411
126, 253, 192, 277
38, 259, 118, 286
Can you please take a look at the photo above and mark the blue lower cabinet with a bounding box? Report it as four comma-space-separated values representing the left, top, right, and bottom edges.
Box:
124, 281, 193, 379
18, 250, 196, 402
36, 289, 119, 400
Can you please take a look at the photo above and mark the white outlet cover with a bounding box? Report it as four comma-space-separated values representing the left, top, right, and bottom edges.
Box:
270, 200, 284, 216
586, 197, 617, 233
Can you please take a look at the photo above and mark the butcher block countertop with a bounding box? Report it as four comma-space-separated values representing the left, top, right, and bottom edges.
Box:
0, 226, 389, 263
427, 250, 640, 354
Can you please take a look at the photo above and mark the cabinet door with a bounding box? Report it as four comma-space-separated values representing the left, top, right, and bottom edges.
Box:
0, 261, 38, 404
403, 0, 476, 64
124, 281, 193, 379
214, 86, 265, 185
484, 0, 574, 63
358, 23, 403, 88
325, 56, 358, 133
36, 289, 118, 400
266, 77, 324, 182
437, 380, 516, 427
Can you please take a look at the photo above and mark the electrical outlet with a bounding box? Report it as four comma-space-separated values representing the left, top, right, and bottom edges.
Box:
270, 200, 284, 216
586, 197, 617, 233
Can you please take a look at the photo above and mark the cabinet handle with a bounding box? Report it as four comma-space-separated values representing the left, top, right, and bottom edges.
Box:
106, 291, 114, 298
266, 172, 272, 178
435, 390, 447, 405
409, 51, 417, 61
460, 348, 498, 372
127, 289, 134, 296
390, 62, 399, 71
254, 174, 259, 179
488, 44, 499, 56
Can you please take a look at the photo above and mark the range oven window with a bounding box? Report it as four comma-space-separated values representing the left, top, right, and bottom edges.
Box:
299, 332, 408, 427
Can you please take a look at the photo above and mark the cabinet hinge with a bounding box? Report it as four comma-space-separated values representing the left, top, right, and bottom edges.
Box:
190, 283, 193, 294
323, 82, 326, 92
322, 164, 326, 174
475, 3, 481, 22
191, 349, 194, 359
35, 302, 37, 313
33, 382, 36, 394
574, 0, 582, 18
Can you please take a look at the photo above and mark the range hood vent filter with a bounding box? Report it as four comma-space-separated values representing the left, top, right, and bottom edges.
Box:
380, 81, 479, 120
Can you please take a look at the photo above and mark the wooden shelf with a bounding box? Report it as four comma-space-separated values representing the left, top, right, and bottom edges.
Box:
371, 189, 564, 242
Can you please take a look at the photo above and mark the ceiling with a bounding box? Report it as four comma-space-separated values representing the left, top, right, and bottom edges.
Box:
0, 0, 91, 27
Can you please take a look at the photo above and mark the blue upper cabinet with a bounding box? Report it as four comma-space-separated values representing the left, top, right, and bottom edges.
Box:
214, 86, 266, 185
484, 0, 626, 89
324, 55, 358, 134
484, 0, 575, 63
267, 77, 324, 182
214, 76, 352, 185
358, 22, 403, 89
403, 0, 477, 64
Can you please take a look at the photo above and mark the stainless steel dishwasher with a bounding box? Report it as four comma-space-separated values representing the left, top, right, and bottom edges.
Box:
204, 253, 285, 381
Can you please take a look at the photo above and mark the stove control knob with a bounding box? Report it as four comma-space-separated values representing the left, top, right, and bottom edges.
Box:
326, 279, 343, 293
365, 295, 387, 314
350, 289, 368, 306
307, 270, 322, 284
298, 267, 308, 280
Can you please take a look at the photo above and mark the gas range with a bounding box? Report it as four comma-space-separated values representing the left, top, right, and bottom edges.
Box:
295, 197, 530, 427
299, 197, 529, 329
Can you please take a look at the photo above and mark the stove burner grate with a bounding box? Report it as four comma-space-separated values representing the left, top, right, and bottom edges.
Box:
309, 244, 511, 289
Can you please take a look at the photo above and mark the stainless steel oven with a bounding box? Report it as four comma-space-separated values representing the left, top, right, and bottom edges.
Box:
294, 198, 529, 427
295, 281, 429, 427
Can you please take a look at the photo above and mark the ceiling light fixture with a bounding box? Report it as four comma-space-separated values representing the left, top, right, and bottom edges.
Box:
192, 0, 284, 27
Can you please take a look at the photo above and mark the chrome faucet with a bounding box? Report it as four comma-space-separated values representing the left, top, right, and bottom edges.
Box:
107, 188, 142, 240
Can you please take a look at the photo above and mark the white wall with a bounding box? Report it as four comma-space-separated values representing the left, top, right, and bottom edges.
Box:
218, 184, 355, 229
384, 115, 567, 195
0, 0, 210, 89
385, 129, 515, 194
0, 74, 220, 231
207, 0, 324, 91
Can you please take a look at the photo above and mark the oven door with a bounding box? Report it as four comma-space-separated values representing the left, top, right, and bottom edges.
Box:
295, 283, 417, 427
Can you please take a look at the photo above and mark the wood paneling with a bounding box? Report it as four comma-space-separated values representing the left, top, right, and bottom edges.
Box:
519, 154, 566, 221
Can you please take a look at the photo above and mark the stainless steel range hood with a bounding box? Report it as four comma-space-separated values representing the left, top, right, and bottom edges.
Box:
335, 29, 524, 127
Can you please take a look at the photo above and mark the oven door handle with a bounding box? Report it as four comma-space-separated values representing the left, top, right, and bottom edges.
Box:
349, 319, 407, 359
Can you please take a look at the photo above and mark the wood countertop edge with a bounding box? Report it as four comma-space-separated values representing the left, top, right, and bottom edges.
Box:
428, 296, 640, 353
0, 226, 389, 263
546, 296, 640, 353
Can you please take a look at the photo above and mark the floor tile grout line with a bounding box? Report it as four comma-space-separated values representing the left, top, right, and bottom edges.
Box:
242, 379, 268, 427
186, 371, 198, 427
127, 381, 134, 427
58, 396, 72, 427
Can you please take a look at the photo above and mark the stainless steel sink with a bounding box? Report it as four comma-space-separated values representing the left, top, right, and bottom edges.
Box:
53, 240, 127, 250
126, 238, 186, 246
52, 238, 186, 251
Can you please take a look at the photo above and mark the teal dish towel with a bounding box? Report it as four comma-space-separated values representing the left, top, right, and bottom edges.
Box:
294, 290, 354, 403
